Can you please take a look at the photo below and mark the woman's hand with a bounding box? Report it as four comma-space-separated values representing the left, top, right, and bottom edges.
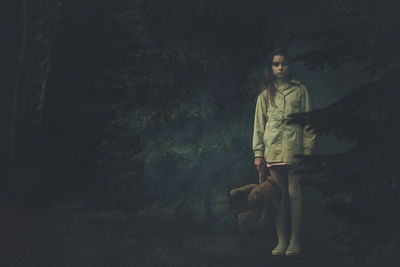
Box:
254, 157, 265, 171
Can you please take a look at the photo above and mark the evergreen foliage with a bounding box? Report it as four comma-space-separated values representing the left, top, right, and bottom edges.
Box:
288, 0, 400, 262
99, 0, 400, 260
5, 0, 399, 262
102, 0, 318, 212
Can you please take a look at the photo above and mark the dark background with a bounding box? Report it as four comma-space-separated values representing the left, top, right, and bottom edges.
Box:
1, 0, 400, 266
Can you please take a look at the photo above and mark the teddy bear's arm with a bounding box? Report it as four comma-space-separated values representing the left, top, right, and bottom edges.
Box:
230, 184, 258, 198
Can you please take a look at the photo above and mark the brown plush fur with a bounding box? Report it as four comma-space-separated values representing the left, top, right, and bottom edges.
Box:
230, 165, 282, 226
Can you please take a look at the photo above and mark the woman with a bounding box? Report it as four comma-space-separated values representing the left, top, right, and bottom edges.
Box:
252, 48, 316, 256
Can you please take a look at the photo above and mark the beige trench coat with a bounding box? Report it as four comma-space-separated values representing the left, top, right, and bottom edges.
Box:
252, 79, 316, 163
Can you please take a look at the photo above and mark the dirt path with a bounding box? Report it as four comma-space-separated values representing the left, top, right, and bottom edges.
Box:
0, 207, 398, 267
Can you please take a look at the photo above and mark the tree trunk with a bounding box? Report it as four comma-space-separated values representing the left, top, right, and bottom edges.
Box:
8, 0, 61, 207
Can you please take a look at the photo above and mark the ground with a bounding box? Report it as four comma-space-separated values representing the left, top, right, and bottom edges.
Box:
0, 203, 399, 267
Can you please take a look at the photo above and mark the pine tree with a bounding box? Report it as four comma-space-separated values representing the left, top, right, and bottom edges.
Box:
288, 0, 400, 262
102, 0, 317, 214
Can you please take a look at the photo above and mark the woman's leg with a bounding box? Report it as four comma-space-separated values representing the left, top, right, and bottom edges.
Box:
287, 165, 302, 245
268, 166, 287, 245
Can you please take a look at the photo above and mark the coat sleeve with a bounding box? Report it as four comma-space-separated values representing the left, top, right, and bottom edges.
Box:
252, 91, 268, 158
302, 87, 316, 155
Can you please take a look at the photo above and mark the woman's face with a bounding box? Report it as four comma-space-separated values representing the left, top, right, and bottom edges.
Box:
271, 55, 289, 79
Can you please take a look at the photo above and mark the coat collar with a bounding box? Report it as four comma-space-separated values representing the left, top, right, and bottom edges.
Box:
289, 78, 301, 85
275, 78, 301, 96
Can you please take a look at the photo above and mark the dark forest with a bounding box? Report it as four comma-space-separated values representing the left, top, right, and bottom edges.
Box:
1, 0, 400, 266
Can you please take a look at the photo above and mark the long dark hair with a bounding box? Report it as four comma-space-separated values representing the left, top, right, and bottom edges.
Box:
258, 48, 292, 108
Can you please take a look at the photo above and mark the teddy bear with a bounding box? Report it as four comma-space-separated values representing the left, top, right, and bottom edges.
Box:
229, 165, 282, 226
